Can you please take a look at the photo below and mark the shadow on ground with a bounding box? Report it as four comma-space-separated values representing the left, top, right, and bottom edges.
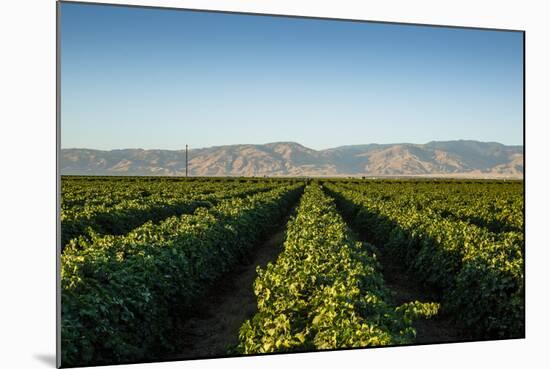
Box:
33, 353, 56, 367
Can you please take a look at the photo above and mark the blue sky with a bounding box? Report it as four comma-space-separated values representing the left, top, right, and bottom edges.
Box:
60, 2, 523, 150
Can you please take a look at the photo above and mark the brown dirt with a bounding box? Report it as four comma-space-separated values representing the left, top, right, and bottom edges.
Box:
170, 225, 287, 360
375, 249, 469, 344
164, 209, 467, 362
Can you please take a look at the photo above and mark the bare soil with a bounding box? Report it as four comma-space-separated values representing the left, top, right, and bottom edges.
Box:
165, 212, 469, 362
375, 248, 469, 344
170, 225, 287, 360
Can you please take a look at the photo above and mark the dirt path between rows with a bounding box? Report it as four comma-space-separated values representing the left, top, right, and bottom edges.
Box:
375, 248, 469, 344
166, 207, 467, 362
170, 223, 288, 360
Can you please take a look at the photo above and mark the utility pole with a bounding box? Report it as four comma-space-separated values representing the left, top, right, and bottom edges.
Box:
185, 144, 188, 177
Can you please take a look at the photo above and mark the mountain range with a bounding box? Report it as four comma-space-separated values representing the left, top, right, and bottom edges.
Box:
61, 140, 524, 178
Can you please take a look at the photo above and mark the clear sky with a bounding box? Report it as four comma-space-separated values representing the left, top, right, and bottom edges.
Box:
60, 2, 523, 151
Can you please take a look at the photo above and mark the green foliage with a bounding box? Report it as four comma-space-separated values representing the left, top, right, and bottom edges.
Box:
324, 181, 524, 339
61, 181, 304, 366
60, 177, 523, 366
61, 177, 280, 249
238, 184, 438, 354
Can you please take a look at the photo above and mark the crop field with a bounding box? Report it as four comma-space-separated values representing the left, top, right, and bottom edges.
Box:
60, 176, 524, 367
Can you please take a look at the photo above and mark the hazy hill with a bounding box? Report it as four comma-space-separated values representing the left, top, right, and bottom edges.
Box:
61, 140, 523, 178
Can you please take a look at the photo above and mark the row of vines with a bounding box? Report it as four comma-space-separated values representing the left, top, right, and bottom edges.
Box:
61, 177, 304, 366
60, 176, 524, 366
238, 183, 439, 353
323, 180, 524, 338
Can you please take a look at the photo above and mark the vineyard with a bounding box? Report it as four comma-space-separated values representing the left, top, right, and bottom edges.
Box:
60, 176, 524, 367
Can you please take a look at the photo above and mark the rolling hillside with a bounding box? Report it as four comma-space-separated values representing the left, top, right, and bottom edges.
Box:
61, 140, 523, 178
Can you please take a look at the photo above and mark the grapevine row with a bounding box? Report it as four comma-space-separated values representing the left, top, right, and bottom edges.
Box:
61, 183, 277, 250
333, 180, 523, 234
61, 183, 304, 366
324, 182, 524, 338
238, 183, 438, 354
